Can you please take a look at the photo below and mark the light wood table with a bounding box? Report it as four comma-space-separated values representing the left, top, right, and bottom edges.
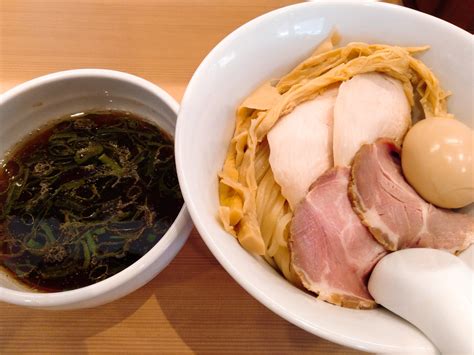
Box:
0, 1, 365, 353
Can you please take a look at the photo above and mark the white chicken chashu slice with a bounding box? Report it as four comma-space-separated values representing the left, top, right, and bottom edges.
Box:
268, 86, 338, 210
333, 72, 411, 166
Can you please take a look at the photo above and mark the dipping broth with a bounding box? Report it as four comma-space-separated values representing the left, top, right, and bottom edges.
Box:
0, 110, 183, 291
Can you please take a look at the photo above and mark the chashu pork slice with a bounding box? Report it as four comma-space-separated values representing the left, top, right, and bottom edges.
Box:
333, 72, 411, 166
290, 167, 387, 309
268, 86, 338, 210
349, 138, 474, 253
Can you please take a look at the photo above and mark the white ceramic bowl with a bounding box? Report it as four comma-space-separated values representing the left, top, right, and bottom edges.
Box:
0, 69, 193, 310
176, 1, 473, 353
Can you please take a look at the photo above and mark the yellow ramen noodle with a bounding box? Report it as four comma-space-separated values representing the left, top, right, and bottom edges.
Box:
218, 34, 451, 285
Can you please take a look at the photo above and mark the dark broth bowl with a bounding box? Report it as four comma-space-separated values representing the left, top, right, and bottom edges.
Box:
0, 69, 193, 309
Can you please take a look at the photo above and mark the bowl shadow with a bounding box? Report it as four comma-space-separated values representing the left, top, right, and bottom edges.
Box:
154, 230, 365, 354
0, 270, 154, 353
0, 253, 163, 353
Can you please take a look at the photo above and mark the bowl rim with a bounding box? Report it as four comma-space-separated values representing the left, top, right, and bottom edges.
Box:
0, 68, 192, 308
176, 1, 472, 352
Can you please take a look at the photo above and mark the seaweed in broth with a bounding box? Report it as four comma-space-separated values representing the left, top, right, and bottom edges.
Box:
0, 110, 183, 291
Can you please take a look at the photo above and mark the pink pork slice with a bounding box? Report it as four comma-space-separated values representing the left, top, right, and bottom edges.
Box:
290, 167, 387, 309
349, 138, 474, 253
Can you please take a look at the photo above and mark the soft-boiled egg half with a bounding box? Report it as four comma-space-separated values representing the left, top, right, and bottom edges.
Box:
401, 117, 473, 209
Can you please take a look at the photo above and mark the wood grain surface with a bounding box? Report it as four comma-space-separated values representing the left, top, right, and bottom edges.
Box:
0, 1, 368, 353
